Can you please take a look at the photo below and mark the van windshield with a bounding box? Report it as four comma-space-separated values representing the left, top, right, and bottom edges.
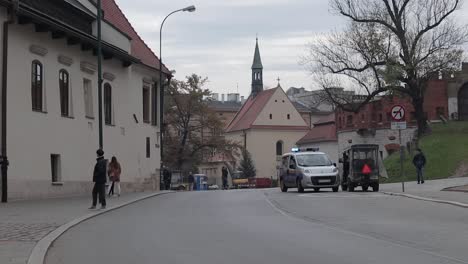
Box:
296, 154, 332, 167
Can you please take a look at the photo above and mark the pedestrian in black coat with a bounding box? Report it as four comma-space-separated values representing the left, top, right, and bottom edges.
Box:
90, 149, 108, 209
413, 148, 427, 184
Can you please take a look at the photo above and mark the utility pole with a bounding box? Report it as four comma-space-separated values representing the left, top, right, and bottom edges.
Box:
97, 0, 103, 150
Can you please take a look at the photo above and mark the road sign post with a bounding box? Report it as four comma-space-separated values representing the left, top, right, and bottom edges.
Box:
391, 105, 406, 193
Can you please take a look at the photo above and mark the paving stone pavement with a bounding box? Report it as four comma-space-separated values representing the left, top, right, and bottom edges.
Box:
0, 191, 165, 264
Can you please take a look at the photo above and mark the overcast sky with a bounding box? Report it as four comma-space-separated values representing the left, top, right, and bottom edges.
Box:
116, 0, 468, 98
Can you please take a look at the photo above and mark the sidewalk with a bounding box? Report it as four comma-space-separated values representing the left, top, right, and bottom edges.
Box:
0, 191, 169, 264
381, 177, 468, 206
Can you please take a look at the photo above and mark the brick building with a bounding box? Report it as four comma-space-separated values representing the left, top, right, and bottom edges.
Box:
336, 79, 449, 159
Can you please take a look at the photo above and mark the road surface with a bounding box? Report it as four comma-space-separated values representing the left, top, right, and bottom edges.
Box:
46, 189, 468, 264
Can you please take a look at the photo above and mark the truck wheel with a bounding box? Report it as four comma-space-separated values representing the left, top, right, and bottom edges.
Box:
348, 183, 355, 192
372, 183, 379, 192
341, 184, 348, 191
362, 185, 369, 192
280, 180, 288, 192
297, 180, 305, 193
332, 186, 339, 192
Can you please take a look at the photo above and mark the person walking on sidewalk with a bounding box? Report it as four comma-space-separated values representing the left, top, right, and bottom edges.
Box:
90, 149, 108, 209
413, 148, 427, 184
163, 167, 172, 190
222, 166, 229, 190
188, 172, 195, 191
108, 156, 122, 197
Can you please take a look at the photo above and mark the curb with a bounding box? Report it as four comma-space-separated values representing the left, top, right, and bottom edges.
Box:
27, 191, 174, 264
383, 192, 468, 208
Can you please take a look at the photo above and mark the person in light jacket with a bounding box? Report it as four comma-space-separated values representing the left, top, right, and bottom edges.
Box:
108, 156, 122, 197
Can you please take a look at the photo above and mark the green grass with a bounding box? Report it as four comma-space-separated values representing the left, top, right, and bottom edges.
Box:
383, 121, 468, 183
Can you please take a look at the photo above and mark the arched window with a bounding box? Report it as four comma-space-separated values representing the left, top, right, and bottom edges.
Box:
276, 141, 283, 156
104, 83, 112, 125
31, 60, 43, 111
59, 70, 69, 116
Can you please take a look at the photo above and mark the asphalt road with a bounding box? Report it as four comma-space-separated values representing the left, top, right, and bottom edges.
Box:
46, 189, 468, 264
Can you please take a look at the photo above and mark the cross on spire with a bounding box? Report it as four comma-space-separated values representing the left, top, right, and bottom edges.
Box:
277, 77, 281, 85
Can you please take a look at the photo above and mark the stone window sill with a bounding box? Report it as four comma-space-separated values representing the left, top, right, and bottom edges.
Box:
32, 109, 48, 114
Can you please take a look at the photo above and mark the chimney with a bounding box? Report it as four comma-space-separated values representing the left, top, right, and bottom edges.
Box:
212, 93, 219, 101
227, 93, 240, 102
221, 94, 225, 102
241, 96, 246, 104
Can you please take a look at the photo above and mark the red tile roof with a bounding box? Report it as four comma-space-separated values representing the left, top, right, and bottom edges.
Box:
102, 0, 170, 74
225, 88, 277, 132
297, 123, 337, 144
314, 113, 335, 125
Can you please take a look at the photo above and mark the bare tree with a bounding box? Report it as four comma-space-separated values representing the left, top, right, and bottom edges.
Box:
163, 74, 240, 170
304, 0, 467, 136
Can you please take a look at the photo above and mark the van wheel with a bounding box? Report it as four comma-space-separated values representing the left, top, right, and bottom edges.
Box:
372, 183, 379, 192
348, 183, 355, 192
332, 187, 339, 192
280, 180, 288, 192
297, 180, 305, 193
362, 185, 369, 192
341, 184, 348, 191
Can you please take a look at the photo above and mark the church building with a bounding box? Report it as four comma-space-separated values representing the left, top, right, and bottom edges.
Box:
225, 39, 310, 180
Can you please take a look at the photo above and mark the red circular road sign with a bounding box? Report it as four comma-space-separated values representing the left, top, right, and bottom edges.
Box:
391, 105, 406, 121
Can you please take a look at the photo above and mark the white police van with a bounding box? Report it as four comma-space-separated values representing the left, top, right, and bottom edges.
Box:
279, 148, 340, 193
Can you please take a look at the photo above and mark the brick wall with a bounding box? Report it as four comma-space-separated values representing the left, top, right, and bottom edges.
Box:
336, 79, 448, 132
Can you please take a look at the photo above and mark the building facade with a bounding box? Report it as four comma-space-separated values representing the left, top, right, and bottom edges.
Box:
224, 39, 309, 180
0, 0, 170, 200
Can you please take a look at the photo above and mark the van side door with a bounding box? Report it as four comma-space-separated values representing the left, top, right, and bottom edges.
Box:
280, 155, 289, 185
287, 155, 298, 185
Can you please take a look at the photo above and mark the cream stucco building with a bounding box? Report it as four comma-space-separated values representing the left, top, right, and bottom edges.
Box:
224, 39, 309, 180
0, 0, 170, 200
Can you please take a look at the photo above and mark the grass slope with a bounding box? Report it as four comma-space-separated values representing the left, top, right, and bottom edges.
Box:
384, 122, 468, 183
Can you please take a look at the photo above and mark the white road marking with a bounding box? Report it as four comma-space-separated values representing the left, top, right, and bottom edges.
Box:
298, 193, 387, 198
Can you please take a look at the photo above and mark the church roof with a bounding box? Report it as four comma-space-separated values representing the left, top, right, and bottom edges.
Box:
225, 86, 310, 132
251, 38, 263, 69
297, 123, 337, 144
315, 113, 336, 125
225, 88, 276, 132
101, 0, 170, 73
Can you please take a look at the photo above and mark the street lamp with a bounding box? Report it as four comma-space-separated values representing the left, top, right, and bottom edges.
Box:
159, 5, 196, 176
97, 0, 104, 150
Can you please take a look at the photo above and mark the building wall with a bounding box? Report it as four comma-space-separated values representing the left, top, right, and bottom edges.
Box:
337, 128, 416, 160
423, 79, 448, 120
297, 141, 339, 164
254, 88, 308, 127
5, 22, 161, 200
92, 21, 131, 53
447, 65, 468, 119
226, 129, 308, 180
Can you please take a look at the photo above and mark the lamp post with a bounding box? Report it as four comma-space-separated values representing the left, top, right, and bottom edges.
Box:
159, 5, 196, 178
97, 0, 104, 150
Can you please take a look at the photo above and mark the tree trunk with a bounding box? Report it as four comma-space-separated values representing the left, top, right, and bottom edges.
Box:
412, 96, 427, 138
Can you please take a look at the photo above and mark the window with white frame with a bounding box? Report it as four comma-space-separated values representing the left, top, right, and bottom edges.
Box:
83, 79, 94, 118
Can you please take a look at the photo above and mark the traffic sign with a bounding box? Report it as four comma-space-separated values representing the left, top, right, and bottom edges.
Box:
391, 121, 407, 130
391, 105, 406, 121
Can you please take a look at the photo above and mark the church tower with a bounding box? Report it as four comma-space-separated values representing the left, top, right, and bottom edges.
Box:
251, 38, 263, 97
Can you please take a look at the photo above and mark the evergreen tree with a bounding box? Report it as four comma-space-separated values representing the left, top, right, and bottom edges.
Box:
238, 149, 256, 178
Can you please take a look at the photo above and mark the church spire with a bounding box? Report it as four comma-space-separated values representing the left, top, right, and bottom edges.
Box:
252, 37, 263, 70
251, 37, 263, 97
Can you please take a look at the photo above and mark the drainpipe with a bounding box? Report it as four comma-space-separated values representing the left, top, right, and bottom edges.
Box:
1, 6, 15, 203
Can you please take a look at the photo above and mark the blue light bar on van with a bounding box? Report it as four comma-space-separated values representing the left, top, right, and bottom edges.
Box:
292, 147, 319, 152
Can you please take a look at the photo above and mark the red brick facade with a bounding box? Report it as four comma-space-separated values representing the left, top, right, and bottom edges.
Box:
336, 80, 448, 132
